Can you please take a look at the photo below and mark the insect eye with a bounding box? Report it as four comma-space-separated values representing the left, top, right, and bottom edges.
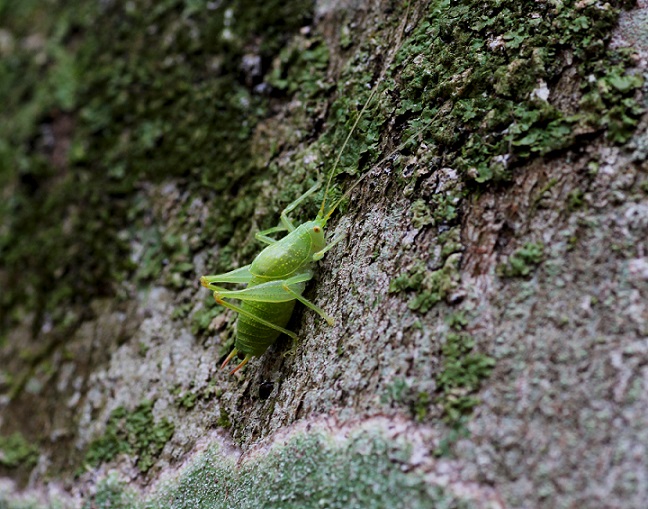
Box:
313, 226, 321, 233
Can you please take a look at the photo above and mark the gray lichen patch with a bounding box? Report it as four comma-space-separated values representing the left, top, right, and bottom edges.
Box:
611, 0, 648, 65
456, 141, 648, 507
74, 284, 224, 474
0, 478, 76, 509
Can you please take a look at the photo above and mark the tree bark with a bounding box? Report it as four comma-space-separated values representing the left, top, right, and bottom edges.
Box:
1, 1, 647, 508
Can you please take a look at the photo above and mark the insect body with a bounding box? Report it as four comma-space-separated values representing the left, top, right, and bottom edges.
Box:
200, 100, 439, 374
200, 183, 345, 374
200, 7, 432, 375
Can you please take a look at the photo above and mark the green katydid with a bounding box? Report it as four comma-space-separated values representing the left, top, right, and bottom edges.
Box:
199, 92, 439, 374
200, 7, 439, 374
200, 189, 343, 375
200, 85, 378, 375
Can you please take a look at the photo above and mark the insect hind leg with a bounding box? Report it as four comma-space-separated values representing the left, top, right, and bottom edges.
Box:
212, 292, 298, 341
230, 353, 252, 375
220, 348, 238, 369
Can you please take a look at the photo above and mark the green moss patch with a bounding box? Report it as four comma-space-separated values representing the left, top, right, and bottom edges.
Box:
499, 242, 545, 278
81, 400, 174, 473
83, 429, 470, 509
0, 432, 38, 469
430, 313, 496, 426
396, 0, 643, 184
380, 378, 434, 423
436, 332, 496, 423
389, 253, 462, 314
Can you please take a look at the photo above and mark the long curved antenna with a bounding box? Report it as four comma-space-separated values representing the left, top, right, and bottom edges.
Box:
324, 102, 453, 221
318, 3, 412, 217
318, 86, 379, 217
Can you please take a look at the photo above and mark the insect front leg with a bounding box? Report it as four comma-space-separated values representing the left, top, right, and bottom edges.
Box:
313, 232, 346, 261
279, 182, 321, 231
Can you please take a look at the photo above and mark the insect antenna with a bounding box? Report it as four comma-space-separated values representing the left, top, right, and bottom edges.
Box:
318, 86, 379, 218
323, 102, 451, 221
318, 3, 413, 219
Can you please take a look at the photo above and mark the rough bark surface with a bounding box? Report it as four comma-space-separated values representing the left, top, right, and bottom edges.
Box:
1, 1, 647, 508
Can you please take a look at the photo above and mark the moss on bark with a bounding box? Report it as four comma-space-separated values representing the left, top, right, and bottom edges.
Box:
1, 0, 647, 507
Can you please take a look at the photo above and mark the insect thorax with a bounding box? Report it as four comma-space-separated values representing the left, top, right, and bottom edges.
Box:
250, 222, 324, 279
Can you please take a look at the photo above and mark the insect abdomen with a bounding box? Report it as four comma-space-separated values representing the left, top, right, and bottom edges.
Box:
236, 299, 296, 356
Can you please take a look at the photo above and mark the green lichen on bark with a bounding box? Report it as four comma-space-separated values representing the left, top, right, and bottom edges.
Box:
2, 0, 641, 380
0, 0, 646, 505
498, 242, 545, 278
0, 433, 38, 469
396, 0, 643, 183
436, 331, 496, 422
389, 254, 462, 313
81, 429, 470, 509
81, 400, 174, 473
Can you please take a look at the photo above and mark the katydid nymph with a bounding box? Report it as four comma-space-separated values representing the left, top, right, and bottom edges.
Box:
200, 188, 343, 374
200, 95, 373, 375
200, 7, 433, 375
199, 91, 437, 374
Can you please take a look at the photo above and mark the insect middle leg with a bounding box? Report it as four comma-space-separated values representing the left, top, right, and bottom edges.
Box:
255, 225, 287, 245
200, 265, 253, 290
